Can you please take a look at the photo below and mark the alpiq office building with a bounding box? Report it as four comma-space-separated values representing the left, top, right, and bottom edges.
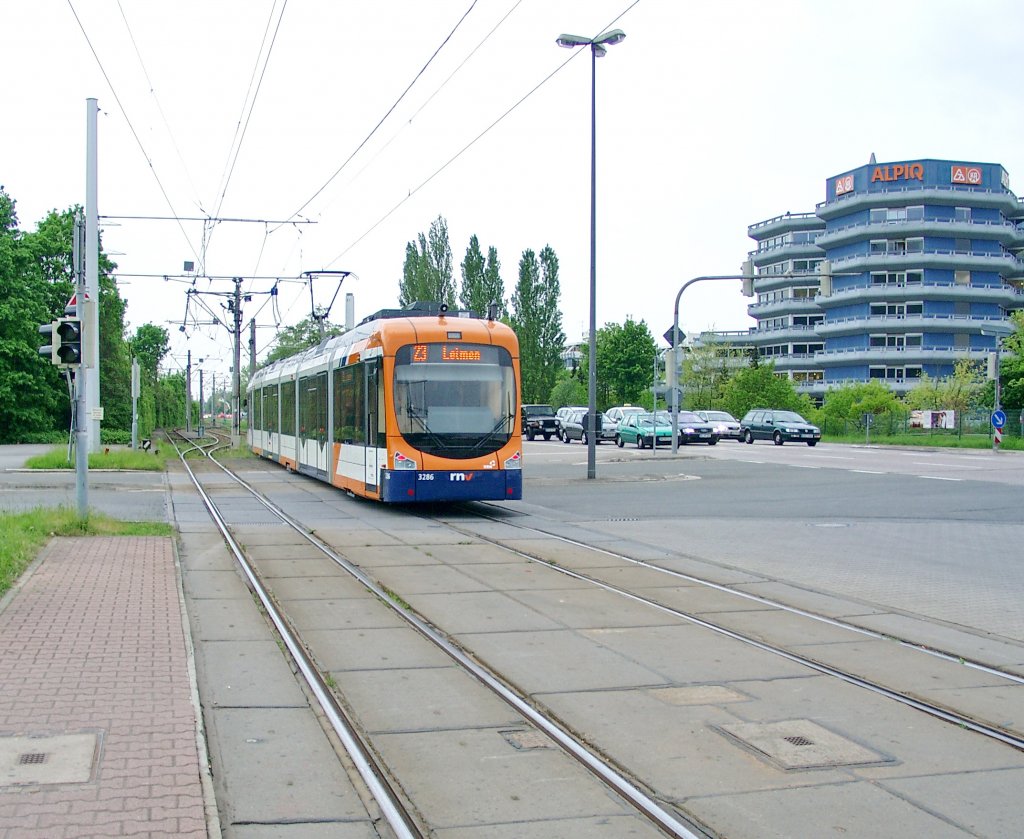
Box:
714, 157, 1024, 400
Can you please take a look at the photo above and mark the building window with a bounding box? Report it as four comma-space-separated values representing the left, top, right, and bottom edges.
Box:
871, 271, 922, 286
870, 302, 923, 318
792, 286, 818, 299
954, 206, 971, 222
869, 206, 924, 223
955, 270, 971, 285
954, 238, 971, 252
792, 370, 824, 382
792, 314, 824, 327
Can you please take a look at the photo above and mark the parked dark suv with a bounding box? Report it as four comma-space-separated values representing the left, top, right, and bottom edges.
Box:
740, 409, 821, 446
521, 404, 559, 441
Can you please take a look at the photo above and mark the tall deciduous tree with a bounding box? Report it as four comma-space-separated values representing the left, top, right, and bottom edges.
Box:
593, 319, 658, 408
510, 245, 565, 403
482, 246, 505, 319
0, 187, 61, 442
459, 234, 486, 314
399, 215, 455, 307
720, 362, 810, 421
263, 317, 342, 366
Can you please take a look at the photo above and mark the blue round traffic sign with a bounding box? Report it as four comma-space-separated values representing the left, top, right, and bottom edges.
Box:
992, 409, 1007, 429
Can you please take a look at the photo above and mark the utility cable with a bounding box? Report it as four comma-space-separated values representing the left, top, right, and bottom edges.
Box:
66, 0, 201, 265
277, 0, 480, 228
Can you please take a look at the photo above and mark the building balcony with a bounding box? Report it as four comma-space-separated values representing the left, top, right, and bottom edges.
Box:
815, 345, 990, 367
747, 211, 823, 240
818, 279, 1023, 309
815, 218, 1023, 249
817, 185, 1021, 220
815, 313, 1010, 338
744, 324, 821, 343
752, 272, 828, 294
828, 248, 1024, 276
747, 298, 822, 318
750, 242, 824, 268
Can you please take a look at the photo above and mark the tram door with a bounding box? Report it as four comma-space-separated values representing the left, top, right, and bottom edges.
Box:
364, 360, 380, 492
301, 372, 329, 479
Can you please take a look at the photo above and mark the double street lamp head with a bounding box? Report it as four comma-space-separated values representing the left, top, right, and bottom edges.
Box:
556, 29, 626, 56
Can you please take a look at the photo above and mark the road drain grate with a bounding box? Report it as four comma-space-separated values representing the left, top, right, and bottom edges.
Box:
784, 736, 814, 747
715, 720, 893, 770
19, 753, 48, 765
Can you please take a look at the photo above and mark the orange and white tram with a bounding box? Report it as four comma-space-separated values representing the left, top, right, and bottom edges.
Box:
247, 303, 523, 502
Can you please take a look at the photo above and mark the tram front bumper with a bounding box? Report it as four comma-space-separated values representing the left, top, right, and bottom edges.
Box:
381, 469, 522, 502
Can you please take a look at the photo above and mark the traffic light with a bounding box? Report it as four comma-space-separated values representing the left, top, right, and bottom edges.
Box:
38, 321, 59, 364
740, 259, 755, 297
55, 317, 83, 365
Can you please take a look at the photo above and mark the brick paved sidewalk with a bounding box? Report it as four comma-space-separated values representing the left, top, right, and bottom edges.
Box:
0, 537, 213, 838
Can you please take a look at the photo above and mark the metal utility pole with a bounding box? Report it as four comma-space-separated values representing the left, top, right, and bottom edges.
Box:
86, 98, 101, 452
185, 350, 193, 433
131, 358, 140, 450
232, 277, 242, 442
249, 319, 257, 376
72, 214, 89, 516
198, 370, 205, 438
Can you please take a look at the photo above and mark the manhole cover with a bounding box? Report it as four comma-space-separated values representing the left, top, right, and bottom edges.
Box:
0, 733, 100, 787
715, 720, 892, 770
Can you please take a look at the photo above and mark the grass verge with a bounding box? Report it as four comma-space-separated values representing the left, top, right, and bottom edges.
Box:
0, 508, 172, 598
23, 446, 169, 471
821, 432, 1023, 450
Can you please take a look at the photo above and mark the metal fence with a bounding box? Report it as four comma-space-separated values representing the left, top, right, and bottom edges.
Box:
819, 410, 1023, 440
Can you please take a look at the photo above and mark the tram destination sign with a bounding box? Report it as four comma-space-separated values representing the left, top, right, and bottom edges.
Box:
406, 343, 499, 364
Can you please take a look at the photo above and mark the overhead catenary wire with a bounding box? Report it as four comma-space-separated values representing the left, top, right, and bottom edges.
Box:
276, 0, 481, 229
323, 0, 642, 268
66, 0, 201, 266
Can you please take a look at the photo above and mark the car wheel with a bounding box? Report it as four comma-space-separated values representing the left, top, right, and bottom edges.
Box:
582, 431, 589, 445
562, 431, 571, 444
637, 435, 645, 449
744, 429, 754, 444
807, 440, 817, 447
527, 429, 535, 441
773, 431, 783, 446
615, 434, 624, 448
680, 436, 688, 445
708, 437, 718, 446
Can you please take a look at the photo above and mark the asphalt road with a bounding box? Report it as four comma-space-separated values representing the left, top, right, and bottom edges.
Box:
515, 438, 1024, 641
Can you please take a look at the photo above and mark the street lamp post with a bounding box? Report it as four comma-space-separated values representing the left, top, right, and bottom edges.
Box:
668, 267, 843, 453
981, 323, 1014, 451
556, 28, 625, 479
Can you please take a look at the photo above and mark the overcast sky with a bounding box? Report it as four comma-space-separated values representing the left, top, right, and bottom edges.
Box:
6, 0, 1024, 380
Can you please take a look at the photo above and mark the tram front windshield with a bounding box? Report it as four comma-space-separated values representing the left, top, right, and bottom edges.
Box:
393, 342, 516, 458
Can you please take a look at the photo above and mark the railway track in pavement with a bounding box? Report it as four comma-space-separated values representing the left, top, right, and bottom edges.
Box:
171, 430, 704, 838
173, 431, 1024, 837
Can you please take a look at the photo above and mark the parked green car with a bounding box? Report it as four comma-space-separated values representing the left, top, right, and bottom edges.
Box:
615, 412, 677, 448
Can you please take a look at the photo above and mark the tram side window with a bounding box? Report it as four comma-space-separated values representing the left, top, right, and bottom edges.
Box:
252, 388, 262, 430
264, 387, 279, 433
281, 380, 296, 436
333, 364, 365, 444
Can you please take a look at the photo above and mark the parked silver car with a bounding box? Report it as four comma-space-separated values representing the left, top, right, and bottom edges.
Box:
695, 409, 743, 441
560, 410, 617, 444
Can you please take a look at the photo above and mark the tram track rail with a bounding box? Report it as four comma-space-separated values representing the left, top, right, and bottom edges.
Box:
170, 431, 707, 839
424, 504, 1024, 752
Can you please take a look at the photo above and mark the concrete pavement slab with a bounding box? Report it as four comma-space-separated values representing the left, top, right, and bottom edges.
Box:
208, 707, 371, 827
197, 640, 308, 708
282, 597, 407, 631
402, 590, 564, 634
460, 629, 670, 692
188, 597, 275, 641
336, 666, 524, 732
305, 626, 454, 671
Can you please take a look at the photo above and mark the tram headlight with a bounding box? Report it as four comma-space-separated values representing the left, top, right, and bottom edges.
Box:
503, 451, 522, 469
393, 451, 417, 470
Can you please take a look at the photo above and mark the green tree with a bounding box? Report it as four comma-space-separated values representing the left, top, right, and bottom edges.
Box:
482, 246, 505, 320
459, 235, 486, 314
905, 359, 985, 416
399, 215, 455, 307
593, 319, 657, 408
263, 317, 342, 366
720, 362, 809, 420
548, 369, 587, 409
679, 336, 739, 410
0, 187, 63, 442
131, 324, 170, 381
819, 381, 904, 432
510, 246, 565, 403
